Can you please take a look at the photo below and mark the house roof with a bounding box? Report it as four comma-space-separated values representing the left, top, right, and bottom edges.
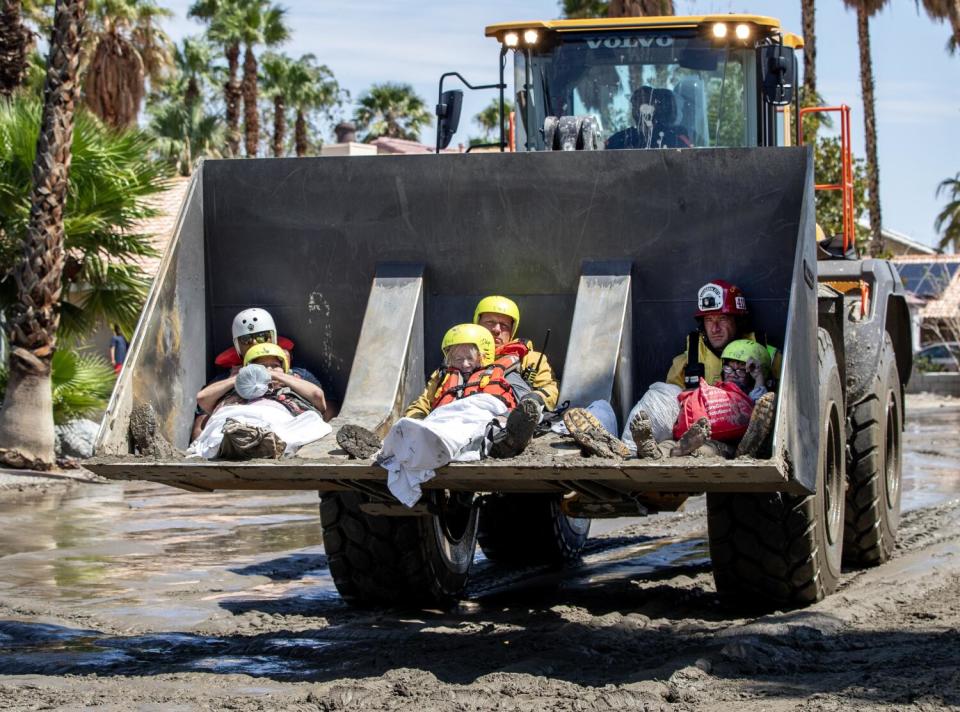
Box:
882, 227, 938, 255
131, 176, 191, 278
891, 254, 960, 321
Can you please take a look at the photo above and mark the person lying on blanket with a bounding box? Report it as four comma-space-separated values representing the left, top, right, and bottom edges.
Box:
336, 323, 531, 506
187, 342, 331, 460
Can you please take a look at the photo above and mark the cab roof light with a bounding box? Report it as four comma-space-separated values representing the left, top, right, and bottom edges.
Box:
523, 29, 539, 45
712, 22, 727, 39
735, 23, 751, 40
504, 31, 519, 47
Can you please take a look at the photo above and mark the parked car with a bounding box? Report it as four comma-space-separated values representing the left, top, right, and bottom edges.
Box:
917, 342, 960, 371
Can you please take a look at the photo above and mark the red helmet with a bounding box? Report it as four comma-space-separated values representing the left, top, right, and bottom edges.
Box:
693, 280, 749, 318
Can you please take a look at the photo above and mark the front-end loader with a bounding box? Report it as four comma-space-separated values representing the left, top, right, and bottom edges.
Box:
88, 14, 912, 610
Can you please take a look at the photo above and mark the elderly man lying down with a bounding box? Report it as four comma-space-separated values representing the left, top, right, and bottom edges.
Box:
188, 343, 331, 460
336, 323, 531, 506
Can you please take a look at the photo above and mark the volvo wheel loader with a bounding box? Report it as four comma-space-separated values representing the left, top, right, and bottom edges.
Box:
88, 14, 912, 610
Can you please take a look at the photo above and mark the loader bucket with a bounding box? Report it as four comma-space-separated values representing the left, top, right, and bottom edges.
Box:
91, 147, 819, 496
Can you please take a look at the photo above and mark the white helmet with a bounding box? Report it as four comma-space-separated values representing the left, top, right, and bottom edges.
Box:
231, 308, 277, 354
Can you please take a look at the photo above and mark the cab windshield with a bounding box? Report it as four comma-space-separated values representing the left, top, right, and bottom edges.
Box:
513, 32, 757, 151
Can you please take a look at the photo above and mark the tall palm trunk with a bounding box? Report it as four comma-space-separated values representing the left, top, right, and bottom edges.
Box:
271, 94, 285, 157
800, 0, 819, 145
856, 4, 883, 255
294, 108, 307, 157
224, 41, 241, 157
0, 0, 85, 470
0, 0, 32, 97
242, 45, 258, 157
608, 0, 674, 16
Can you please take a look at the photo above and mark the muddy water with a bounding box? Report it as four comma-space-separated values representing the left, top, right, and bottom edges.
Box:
0, 402, 957, 681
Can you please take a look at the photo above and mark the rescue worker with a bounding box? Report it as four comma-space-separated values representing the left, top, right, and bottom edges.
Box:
192, 308, 333, 440
606, 86, 693, 150
565, 281, 780, 458
337, 323, 532, 460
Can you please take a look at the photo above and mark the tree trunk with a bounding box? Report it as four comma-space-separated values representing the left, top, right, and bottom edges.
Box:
0, 0, 32, 97
800, 0, 819, 145
294, 109, 307, 157
242, 44, 258, 157
185, 75, 199, 110
856, 4, 883, 256
224, 42, 241, 157
272, 93, 285, 157
949, 0, 960, 52
608, 0, 674, 16
0, 0, 85, 470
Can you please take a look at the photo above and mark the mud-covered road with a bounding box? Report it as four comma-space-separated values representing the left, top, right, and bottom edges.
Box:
1, 395, 959, 711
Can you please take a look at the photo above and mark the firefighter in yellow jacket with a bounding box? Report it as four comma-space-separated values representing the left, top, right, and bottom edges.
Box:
404, 295, 559, 458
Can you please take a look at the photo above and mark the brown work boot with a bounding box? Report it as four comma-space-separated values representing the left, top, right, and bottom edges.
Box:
563, 407, 631, 459
736, 392, 777, 458
336, 424, 382, 459
670, 417, 711, 457
629, 410, 663, 460
488, 397, 542, 458
218, 418, 286, 460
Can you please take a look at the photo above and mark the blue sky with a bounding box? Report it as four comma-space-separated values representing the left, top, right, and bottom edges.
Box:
161, 0, 959, 248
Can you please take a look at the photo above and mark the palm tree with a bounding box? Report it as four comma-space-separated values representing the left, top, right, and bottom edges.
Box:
171, 35, 215, 111
260, 51, 292, 157
82, 0, 174, 128
149, 99, 223, 174
0, 0, 86, 469
800, 0, 820, 145
608, 0, 674, 15
354, 82, 431, 142
934, 173, 960, 252
235, 0, 289, 157
561, 0, 608, 17
190, 0, 243, 156
0, 0, 34, 97
915, 0, 960, 54
286, 54, 342, 157
474, 98, 513, 142
843, 0, 889, 256
1, 97, 171, 337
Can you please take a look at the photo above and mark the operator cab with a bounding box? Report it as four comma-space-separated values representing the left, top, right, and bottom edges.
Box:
440, 16, 800, 152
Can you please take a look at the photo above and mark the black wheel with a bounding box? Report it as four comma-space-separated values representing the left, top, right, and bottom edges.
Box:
477, 493, 590, 565
844, 334, 902, 566
320, 490, 478, 607
706, 328, 845, 608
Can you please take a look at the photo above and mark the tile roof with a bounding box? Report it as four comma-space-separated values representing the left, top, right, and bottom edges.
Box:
891, 255, 960, 321
130, 176, 192, 279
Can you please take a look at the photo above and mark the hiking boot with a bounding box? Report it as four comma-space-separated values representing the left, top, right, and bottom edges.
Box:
563, 407, 631, 459
488, 397, 542, 458
129, 403, 179, 458
736, 392, 777, 458
670, 417, 711, 457
629, 410, 663, 460
336, 424, 382, 459
219, 418, 286, 460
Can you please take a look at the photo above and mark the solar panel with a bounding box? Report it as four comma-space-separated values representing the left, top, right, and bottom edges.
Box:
895, 262, 960, 299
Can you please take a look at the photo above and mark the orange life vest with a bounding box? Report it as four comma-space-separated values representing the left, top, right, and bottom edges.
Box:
432, 355, 521, 410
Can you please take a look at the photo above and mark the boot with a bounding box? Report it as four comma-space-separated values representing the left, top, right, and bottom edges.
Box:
336, 424, 382, 459
736, 392, 777, 458
218, 418, 286, 460
563, 407, 632, 459
629, 409, 663, 460
488, 397, 542, 458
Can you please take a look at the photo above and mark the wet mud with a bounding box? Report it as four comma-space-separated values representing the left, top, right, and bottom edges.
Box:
0, 396, 959, 710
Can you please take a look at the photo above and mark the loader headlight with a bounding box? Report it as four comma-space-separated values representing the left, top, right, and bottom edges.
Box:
712, 23, 728, 39
523, 29, 539, 45
503, 31, 519, 48
735, 23, 751, 40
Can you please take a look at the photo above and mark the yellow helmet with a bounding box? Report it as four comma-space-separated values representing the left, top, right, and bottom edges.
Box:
474, 295, 520, 338
441, 323, 495, 367
815, 223, 826, 243
243, 342, 289, 372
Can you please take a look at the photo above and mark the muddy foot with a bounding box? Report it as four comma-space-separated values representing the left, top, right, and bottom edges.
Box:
563, 407, 631, 459
629, 410, 663, 460
129, 403, 179, 459
736, 391, 777, 458
671, 417, 711, 457
488, 398, 542, 458
336, 424, 382, 459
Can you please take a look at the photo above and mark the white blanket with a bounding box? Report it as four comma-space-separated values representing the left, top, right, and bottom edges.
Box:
380, 394, 508, 507
187, 401, 332, 460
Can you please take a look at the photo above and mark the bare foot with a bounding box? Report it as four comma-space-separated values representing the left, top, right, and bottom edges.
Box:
671, 417, 711, 457
629, 410, 663, 460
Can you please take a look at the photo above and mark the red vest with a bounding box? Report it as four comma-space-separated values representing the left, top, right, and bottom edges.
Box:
432, 355, 521, 410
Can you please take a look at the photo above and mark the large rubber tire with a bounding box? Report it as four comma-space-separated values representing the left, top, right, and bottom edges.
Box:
706, 328, 845, 607
843, 334, 903, 567
320, 490, 478, 607
477, 493, 590, 565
